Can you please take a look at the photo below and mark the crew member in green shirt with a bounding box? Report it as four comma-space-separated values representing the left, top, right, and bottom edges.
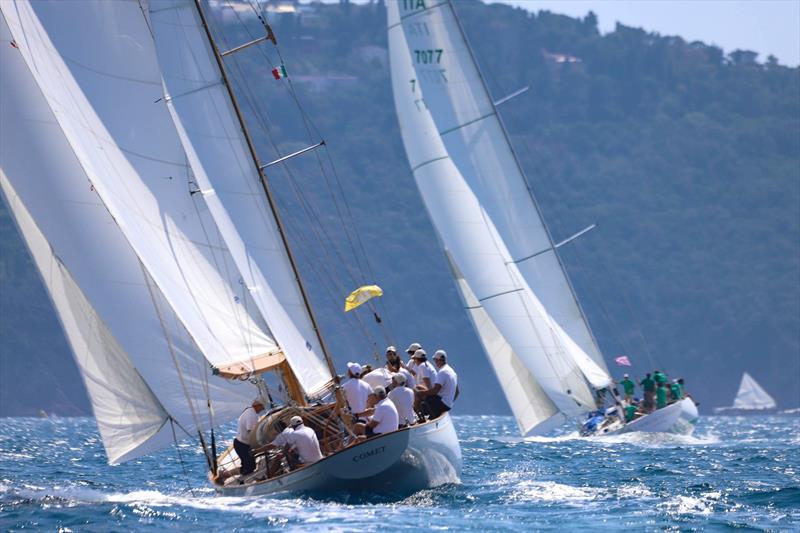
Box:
656, 382, 668, 409
653, 369, 667, 386
619, 374, 635, 402
624, 403, 637, 422
670, 379, 683, 402
640, 373, 656, 412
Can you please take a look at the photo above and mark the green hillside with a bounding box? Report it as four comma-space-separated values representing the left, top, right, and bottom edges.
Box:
1, 0, 798, 416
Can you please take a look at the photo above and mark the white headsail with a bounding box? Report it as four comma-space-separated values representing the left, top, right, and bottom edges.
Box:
0, 11, 252, 462
388, 1, 609, 434
148, 0, 332, 395
2, 0, 277, 372
732, 373, 776, 410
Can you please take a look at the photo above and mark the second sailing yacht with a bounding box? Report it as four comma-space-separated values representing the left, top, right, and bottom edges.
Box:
387, 0, 698, 437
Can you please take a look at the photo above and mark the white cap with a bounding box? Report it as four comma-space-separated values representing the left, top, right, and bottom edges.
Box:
347, 362, 362, 376
392, 373, 407, 386
623, 373, 629, 378
385, 345, 397, 354
372, 385, 387, 398
406, 342, 422, 353
433, 349, 447, 361
289, 415, 303, 427
411, 348, 427, 359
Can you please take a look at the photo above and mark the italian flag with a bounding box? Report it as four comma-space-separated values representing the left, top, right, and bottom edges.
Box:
271, 64, 287, 80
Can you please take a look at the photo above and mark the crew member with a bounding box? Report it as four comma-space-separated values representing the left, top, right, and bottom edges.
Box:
286, 415, 323, 465
387, 373, 416, 427
670, 379, 683, 402
357, 386, 399, 437
640, 372, 656, 413
656, 381, 668, 410
342, 361, 372, 418
420, 350, 458, 419
409, 349, 437, 391
619, 373, 635, 402
234, 397, 266, 476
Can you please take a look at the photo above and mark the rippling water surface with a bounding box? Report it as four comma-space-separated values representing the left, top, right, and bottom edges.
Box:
1, 415, 798, 531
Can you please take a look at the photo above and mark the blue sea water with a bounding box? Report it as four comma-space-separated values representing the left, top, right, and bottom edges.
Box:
0, 415, 798, 532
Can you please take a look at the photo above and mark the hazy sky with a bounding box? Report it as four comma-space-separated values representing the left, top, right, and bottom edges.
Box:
498, 0, 800, 66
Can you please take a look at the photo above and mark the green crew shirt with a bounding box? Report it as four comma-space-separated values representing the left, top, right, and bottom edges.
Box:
620, 378, 635, 396
671, 383, 683, 400
625, 404, 637, 422
654, 372, 667, 384
641, 377, 655, 392
656, 386, 667, 408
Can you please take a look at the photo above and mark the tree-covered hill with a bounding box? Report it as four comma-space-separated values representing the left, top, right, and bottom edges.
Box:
1, 0, 798, 416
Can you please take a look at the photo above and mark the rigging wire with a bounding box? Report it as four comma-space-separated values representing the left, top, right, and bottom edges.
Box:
170, 419, 197, 496
219, 1, 395, 345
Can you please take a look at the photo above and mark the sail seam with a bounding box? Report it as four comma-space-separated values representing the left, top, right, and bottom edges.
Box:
388, 1, 449, 30
439, 111, 495, 136
411, 155, 450, 173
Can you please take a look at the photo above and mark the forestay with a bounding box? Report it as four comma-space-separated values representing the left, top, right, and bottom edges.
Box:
2, 0, 279, 371
388, 0, 600, 427
148, 0, 332, 395
0, 12, 252, 463
392, 0, 610, 377
733, 373, 776, 410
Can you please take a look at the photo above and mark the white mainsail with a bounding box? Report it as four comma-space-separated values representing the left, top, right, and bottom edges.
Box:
0, 13, 251, 462
148, 0, 332, 395
2, 0, 276, 370
393, 0, 609, 376
388, 1, 609, 434
388, 0, 611, 434
732, 373, 776, 410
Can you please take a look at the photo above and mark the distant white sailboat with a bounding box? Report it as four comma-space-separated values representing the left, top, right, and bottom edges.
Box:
386, 0, 697, 436
715, 373, 777, 414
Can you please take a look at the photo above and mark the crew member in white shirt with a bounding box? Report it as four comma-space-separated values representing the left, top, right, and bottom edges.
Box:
234, 397, 266, 476
286, 415, 323, 465
387, 373, 416, 427
341, 361, 372, 418
356, 386, 399, 437
408, 349, 437, 391
421, 350, 459, 419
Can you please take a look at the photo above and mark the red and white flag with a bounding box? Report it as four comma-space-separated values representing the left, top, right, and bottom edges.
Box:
615, 355, 631, 367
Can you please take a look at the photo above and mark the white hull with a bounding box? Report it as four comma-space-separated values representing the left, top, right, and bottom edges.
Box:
215, 413, 462, 497
613, 398, 699, 436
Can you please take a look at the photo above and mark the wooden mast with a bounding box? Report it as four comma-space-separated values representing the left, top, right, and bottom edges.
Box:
191, 0, 340, 403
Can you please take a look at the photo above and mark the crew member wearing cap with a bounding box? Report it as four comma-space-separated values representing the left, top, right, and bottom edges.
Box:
356, 386, 399, 437
342, 361, 372, 418
286, 415, 323, 465
387, 346, 415, 389
420, 350, 459, 419
409, 349, 437, 391
234, 397, 266, 476
619, 374, 635, 402
402, 342, 422, 378
387, 373, 416, 427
